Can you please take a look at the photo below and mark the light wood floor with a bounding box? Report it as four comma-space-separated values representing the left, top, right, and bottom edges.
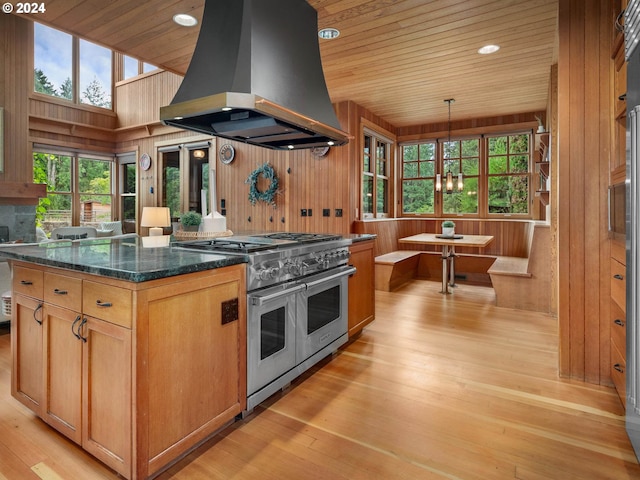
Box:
2, 280, 640, 479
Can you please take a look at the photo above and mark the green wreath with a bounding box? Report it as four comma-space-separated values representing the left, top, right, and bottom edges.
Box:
246, 163, 279, 206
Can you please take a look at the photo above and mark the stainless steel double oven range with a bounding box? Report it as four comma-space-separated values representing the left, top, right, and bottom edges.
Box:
174, 232, 354, 413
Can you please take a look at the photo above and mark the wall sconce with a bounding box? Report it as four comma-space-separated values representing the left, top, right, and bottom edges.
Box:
192, 149, 206, 158
140, 206, 171, 236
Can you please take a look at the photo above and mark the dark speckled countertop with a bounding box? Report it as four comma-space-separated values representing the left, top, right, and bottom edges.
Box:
0, 237, 248, 283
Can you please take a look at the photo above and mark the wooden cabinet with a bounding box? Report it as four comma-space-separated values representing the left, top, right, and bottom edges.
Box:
10, 261, 246, 480
610, 241, 626, 407
348, 239, 375, 337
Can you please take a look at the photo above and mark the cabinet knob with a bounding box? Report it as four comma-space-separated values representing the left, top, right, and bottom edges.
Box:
613, 274, 624, 281
53, 288, 68, 295
614, 318, 625, 327
95, 300, 112, 308
20, 280, 33, 285
614, 363, 625, 374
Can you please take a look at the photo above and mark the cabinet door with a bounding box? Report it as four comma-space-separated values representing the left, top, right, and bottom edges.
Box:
42, 303, 83, 444
11, 294, 44, 415
348, 241, 375, 337
82, 316, 132, 479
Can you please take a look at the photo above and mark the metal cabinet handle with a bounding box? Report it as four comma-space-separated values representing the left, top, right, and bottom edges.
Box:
614, 363, 625, 373
613, 274, 624, 280
614, 319, 625, 327
20, 280, 33, 285
33, 303, 43, 325
71, 315, 82, 339
95, 300, 112, 308
53, 288, 68, 295
78, 317, 87, 343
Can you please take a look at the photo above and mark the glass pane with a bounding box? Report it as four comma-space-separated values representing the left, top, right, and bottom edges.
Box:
377, 178, 387, 213
510, 155, 529, 173
80, 195, 111, 226
123, 163, 136, 194
402, 179, 434, 214
488, 136, 507, 155
488, 175, 529, 214
461, 158, 478, 176
41, 193, 72, 234
34, 23, 72, 99
79, 39, 112, 108
163, 152, 181, 218
489, 156, 507, 174
444, 160, 460, 175
121, 196, 135, 222
403, 145, 418, 161
419, 143, 435, 160
364, 154, 371, 173
307, 286, 340, 335
362, 175, 373, 214
79, 158, 111, 194
123, 55, 139, 79
509, 134, 529, 154
443, 177, 478, 215
143, 62, 156, 73
403, 162, 418, 178
261, 307, 286, 359
34, 152, 72, 192
419, 160, 435, 177
461, 139, 479, 157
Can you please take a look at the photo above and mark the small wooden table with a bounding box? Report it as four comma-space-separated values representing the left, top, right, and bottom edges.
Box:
399, 233, 494, 294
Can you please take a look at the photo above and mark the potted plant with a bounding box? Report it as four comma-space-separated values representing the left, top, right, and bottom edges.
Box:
441, 220, 455, 237
180, 211, 202, 232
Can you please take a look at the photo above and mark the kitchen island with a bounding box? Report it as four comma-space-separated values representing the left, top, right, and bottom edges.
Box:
0, 237, 247, 480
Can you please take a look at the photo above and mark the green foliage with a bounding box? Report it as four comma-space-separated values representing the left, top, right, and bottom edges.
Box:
34, 68, 56, 95
181, 211, 202, 226
81, 77, 111, 108
60, 78, 73, 100
442, 220, 455, 228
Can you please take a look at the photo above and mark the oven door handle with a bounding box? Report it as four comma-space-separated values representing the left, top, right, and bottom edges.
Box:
304, 266, 356, 288
249, 283, 306, 305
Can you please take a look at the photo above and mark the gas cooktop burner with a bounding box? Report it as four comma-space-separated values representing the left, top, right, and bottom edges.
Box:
252, 232, 342, 243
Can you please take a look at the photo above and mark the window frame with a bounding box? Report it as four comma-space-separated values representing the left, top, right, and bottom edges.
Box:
361, 124, 395, 219
399, 130, 533, 219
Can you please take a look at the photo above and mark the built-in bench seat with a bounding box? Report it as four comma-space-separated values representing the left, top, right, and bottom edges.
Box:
357, 219, 552, 312
375, 251, 422, 291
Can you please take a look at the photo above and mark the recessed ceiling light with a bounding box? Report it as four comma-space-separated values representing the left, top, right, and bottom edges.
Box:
173, 13, 198, 27
478, 44, 500, 55
318, 28, 340, 40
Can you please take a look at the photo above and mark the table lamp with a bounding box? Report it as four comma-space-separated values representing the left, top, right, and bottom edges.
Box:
141, 207, 171, 236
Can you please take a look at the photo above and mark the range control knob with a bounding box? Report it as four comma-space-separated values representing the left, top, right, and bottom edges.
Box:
259, 267, 279, 280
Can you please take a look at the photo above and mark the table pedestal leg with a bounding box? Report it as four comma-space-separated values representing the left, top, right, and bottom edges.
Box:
448, 246, 457, 288
440, 245, 450, 294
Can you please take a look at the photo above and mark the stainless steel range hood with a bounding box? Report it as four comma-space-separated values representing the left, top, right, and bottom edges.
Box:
160, 0, 349, 150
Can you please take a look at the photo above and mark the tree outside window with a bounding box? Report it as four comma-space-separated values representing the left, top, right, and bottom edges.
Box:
442, 139, 479, 215
362, 130, 392, 218
487, 134, 530, 214
33, 152, 72, 231
402, 142, 436, 214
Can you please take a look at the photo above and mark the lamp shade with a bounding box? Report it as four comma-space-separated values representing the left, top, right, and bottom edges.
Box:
141, 207, 171, 236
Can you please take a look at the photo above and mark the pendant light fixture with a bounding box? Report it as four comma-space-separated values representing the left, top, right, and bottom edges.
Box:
441, 98, 463, 194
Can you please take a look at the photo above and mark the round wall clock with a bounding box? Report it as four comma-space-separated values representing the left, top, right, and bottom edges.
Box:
219, 144, 235, 164
139, 153, 151, 171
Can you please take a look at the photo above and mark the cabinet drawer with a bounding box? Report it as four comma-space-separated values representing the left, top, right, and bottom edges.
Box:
44, 272, 82, 311
611, 300, 626, 362
82, 281, 132, 328
611, 258, 626, 312
611, 340, 626, 408
13, 265, 44, 299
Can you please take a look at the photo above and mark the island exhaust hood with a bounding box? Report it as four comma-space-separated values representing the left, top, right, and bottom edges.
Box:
160, 0, 349, 150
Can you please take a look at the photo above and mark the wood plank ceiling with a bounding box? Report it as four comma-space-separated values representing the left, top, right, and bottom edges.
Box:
15, 0, 559, 126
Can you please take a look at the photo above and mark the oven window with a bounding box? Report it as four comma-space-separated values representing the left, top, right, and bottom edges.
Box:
307, 285, 341, 335
261, 307, 286, 359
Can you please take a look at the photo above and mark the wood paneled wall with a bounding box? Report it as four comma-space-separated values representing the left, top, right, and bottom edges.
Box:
557, 0, 613, 384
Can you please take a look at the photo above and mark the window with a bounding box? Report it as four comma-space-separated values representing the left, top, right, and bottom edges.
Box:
34, 23, 113, 110
34, 148, 114, 234
400, 131, 531, 218
362, 129, 393, 218
122, 55, 159, 81
79, 39, 112, 108
442, 138, 479, 215
401, 142, 436, 214
487, 134, 530, 214
34, 23, 73, 99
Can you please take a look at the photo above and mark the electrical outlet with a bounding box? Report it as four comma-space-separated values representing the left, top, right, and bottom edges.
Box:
323, 209, 330, 217
335, 208, 343, 217
308, 209, 313, 217
301, 209, 307, 217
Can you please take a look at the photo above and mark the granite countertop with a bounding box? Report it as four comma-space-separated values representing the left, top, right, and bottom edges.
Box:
0, 237, 248, 283
345, 233, 377, 243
